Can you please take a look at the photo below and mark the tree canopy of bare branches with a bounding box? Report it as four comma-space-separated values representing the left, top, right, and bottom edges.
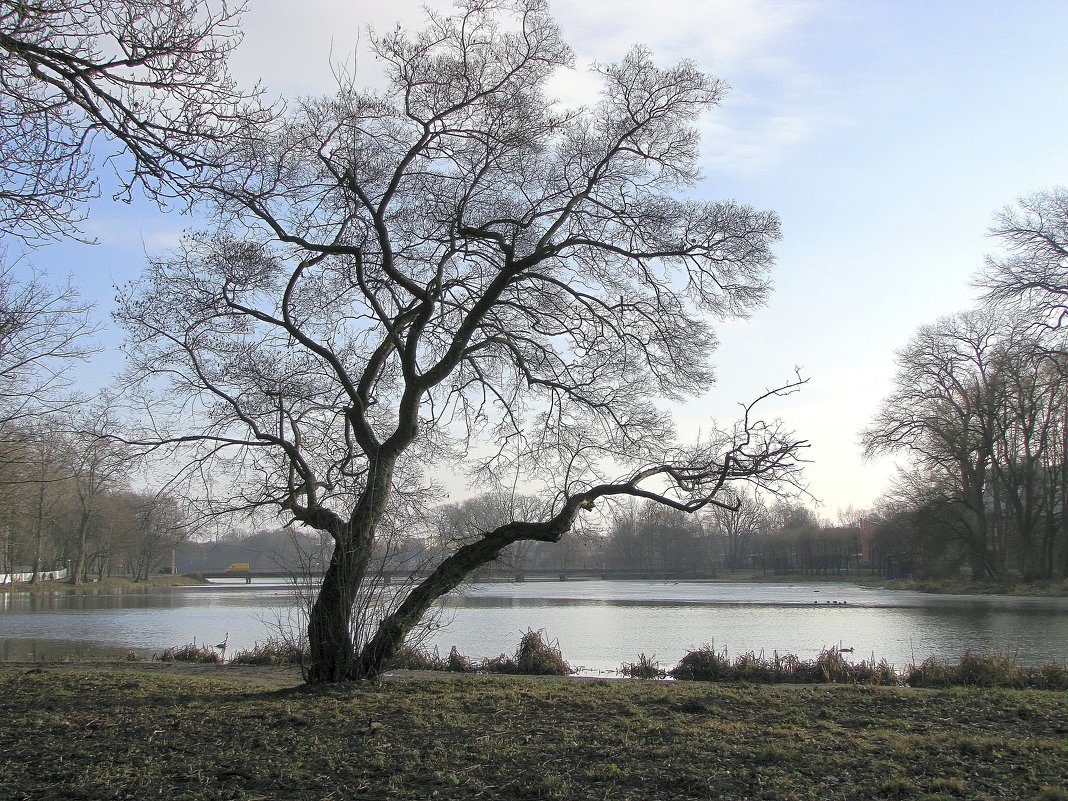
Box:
0, 0, 263, 243
0, 263, 95, 434
864, 309, 1068, 580
117, 0, 806, 681
977, 187, 1068, 331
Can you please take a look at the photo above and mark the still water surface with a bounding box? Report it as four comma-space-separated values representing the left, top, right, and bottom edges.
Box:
1, 580, 1066, 672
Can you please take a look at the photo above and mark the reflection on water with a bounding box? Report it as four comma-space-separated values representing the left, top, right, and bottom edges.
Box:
1, 580, 1066, 672
431, 582, 1068, 673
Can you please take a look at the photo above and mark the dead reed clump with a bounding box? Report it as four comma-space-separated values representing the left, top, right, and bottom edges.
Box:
670, 646, 902, 686
447, 646, 474, 672
668, 645, 733, 682
228, 638, 305, 666
956, 650, 1023, 688
815, 647, 855, 683
158, 641, 222, 664
772, 651, 803, 681
733, 651, 775, 683
514, 629, 571, 675
1031, 662, 1068, 690
904, 652, 1068, 689
904, 656, 955, 688
481, 629, 571, 676
860, 657, 900, 686
621, 653, 667, 680
386, 645, 447, 671
479, 653, 517, 674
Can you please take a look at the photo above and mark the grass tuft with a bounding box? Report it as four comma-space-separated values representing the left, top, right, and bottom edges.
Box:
476, 630, 572, 676
669, 646, 1068, 690
669, 645, 900, 685
447, 645, 474, 672
514, 629, 570, 675
387, 645, 448, 671
669, 645, 734, 682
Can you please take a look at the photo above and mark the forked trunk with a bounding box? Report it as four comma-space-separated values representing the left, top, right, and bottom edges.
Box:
354, 512, 582, 679
303, 467, 586, 683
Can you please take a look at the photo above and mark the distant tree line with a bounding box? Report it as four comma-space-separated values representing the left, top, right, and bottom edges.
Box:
0, 268, 190, 584
0, 424, 190, 583
864, 188, 1068, 581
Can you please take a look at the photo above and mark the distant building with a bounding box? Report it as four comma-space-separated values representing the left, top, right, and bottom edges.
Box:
859, 519, 876, 566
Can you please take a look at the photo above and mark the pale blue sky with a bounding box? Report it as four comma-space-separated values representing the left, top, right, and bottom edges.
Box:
16, 0, 1068, 516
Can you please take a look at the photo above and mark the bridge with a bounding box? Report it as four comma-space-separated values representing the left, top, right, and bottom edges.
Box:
189, 567, 719, 583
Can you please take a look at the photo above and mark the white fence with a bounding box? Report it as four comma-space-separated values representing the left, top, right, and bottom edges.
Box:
0, 567, 68, 584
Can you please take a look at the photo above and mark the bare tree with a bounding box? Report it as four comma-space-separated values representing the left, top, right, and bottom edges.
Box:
706, 489, 768, 570
864, 307, 1068, 579
434, 492, 551, 570
0, 264, 97, 499
67, 395, 132, 584
977, 188, 1068, 330
0, 264, 95, 430
16, 418, 75, 581
117, 0, 806, 682
863, 310, 1007, 577
124, 489, 190, 580
0, 0, 264, 243
605, 498, 711, 572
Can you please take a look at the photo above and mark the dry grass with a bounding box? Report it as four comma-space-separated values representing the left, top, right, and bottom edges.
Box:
666, 645, 1064, 689
1, 665, 1066, 800
387, 630, 571, 677
906, 651, 1068, 690
478, 629, 571, 676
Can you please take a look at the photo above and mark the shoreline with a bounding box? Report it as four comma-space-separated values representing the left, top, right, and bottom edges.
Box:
4, 571, 1067, 597
0, 574, 209, 594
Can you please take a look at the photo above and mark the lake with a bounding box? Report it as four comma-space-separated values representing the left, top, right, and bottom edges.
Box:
1, 580, 1066, 673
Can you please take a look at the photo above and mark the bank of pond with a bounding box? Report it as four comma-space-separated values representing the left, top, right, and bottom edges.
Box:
155, 629, 1068, 691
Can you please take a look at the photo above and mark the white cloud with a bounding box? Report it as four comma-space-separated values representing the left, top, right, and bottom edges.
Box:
553, 0, 821, 69
701, 110, 830, 174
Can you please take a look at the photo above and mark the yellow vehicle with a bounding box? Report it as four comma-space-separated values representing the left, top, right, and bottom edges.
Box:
224, 562, 251, 572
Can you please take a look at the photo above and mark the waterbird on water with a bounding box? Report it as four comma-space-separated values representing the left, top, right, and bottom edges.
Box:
215, 633, 229, 652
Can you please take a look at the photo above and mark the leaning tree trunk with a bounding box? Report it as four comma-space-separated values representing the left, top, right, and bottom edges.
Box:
354, 536, 511, 678
303, 472, 590, 683
354, 502, 587, 680
305, 464, 396, 683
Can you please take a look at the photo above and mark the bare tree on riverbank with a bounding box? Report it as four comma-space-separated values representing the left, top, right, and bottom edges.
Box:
117, 0, 807, 682
866, 189, 1068, 581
